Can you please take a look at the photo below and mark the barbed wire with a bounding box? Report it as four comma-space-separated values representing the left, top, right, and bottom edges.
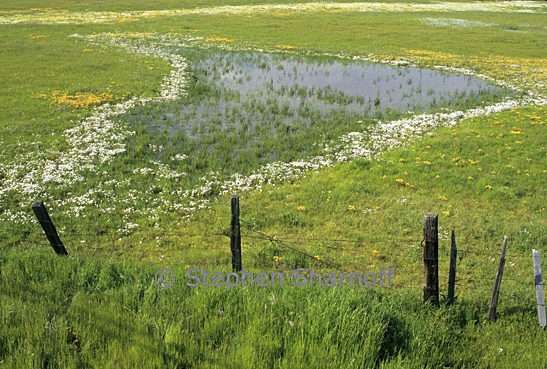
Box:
47, 221, 539, 264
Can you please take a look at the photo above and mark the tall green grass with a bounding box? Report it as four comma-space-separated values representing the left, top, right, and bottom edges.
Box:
2, 246, 547, 368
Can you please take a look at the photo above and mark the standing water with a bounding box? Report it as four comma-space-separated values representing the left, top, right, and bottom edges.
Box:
116, 48, 513, 177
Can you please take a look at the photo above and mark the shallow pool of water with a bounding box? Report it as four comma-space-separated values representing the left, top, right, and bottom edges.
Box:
151, 49, 510, 136
117, 48, 512, 177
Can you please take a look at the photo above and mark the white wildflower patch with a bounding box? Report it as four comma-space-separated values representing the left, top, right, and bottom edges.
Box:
420, 17, 497, 29
0, 33, 189, 227
172, 154, 188, 161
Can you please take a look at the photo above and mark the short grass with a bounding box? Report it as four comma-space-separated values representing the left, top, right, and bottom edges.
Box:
1, 0, 547, 368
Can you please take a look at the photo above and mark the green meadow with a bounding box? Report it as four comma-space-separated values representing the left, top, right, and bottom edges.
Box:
1, 0, 547, 368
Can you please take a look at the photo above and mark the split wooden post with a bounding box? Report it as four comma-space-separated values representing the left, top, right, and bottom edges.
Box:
31, 200, 68, 256
423, 213, 439, 306
448, 230, 457, 305
488, 236, 508, 322
532, 249, 546, 328
230, 195, 242, 272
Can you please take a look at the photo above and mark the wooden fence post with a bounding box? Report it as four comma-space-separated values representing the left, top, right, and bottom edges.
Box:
488, 236, 508, 322
448, 230, 457, 305
31, 200, 68, 256
423, 213, 439, 306
532, 249, 546, 328
230, 195, 242, 272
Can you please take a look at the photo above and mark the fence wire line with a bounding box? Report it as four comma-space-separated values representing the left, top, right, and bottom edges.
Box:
57, 223, 536, 260
32, 211, 540, 286
30, 199, 543, 260
55, 225, 535, 264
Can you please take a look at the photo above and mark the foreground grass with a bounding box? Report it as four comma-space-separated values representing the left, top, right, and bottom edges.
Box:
1, 246, 547, 368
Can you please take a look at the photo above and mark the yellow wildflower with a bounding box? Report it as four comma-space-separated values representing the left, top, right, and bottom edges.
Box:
205, 37, 234, 43
276, 44, 295, 51
48, 90, 114, 109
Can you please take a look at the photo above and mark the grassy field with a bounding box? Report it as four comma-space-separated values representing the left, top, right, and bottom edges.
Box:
1, 0, 547, 368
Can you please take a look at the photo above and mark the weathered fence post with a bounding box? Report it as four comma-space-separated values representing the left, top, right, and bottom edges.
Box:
423, 213, 439, 306
532, 249, 546, 328
31, 200, 68, 256
230, 195, 242, 272
448, 230, 457, 305
488, 236, 508, 322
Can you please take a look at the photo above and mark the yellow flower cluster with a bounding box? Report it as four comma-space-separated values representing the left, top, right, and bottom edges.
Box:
205, 37, 235, 43
529, 115, 544, 126
45, 90, 114, 109
372, 250, 383, 260
395, 178, 414, 188
276, 44, 295, 51
87, 32, 154, 40
403, 49, 547, 93
297, 205, 306, 212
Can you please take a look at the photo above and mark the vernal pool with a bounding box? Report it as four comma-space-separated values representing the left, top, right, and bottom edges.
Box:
116, 48, 512, 178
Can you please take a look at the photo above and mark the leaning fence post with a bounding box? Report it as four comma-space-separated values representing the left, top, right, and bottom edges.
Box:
448, 230, 457, 305
532, 249, 546, 328
488, 236, 508, 322
230, 195, 242, 272
31, 200, 68, 256
423, 213, 439, 306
